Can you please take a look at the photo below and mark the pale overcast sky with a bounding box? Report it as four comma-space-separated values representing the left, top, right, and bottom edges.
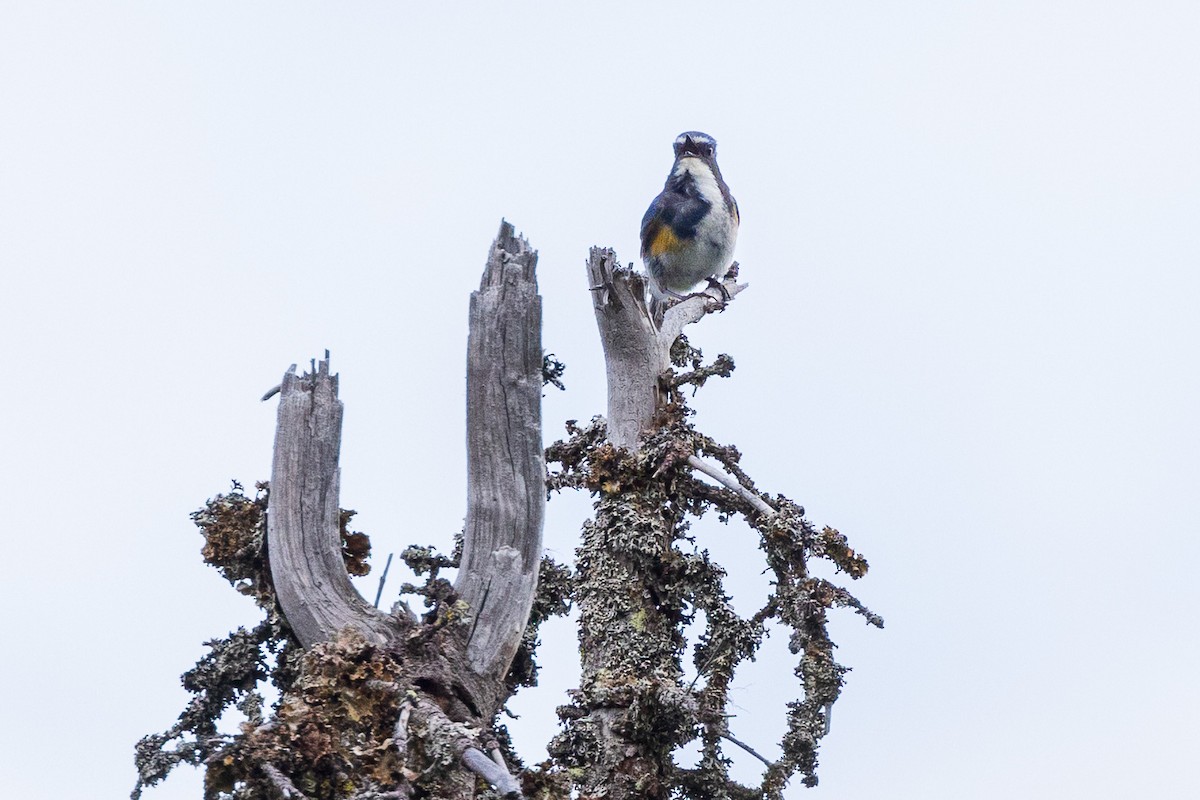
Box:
2, 3, 1198, 799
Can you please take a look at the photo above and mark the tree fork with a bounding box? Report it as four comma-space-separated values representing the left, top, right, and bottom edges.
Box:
263, 220, 544, 792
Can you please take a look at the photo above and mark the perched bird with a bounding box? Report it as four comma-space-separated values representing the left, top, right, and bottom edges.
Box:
640, 131, 740, 322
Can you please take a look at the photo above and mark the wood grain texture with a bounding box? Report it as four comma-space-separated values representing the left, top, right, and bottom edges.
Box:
586, 248, 663, 450
456, 220, 546, 693
267, 357, 396, 649
587, 249, 745, 450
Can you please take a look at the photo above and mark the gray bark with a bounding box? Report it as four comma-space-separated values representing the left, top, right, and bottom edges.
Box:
267, 356, 397, 648
585, 249, 661, 451
586, 248, 744, 450
455, 220, 545, 704
462, 748, 522, 797
266, 221, 545, 714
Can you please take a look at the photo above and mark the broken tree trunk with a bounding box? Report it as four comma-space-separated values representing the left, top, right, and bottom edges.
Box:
264, 220, 544, 794
586, 248, 744, 449
456, 221, 545, 715
267, 356, 397, 648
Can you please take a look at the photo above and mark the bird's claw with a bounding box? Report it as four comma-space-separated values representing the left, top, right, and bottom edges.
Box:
705, 275, 732, 301
702, 276, 731, 311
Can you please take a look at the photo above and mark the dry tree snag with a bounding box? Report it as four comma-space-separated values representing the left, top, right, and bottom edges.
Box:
134, 227, 878, 800
133, 221, 554, 800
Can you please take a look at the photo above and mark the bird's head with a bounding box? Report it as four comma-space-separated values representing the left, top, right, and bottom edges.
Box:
673, 131, 717, 161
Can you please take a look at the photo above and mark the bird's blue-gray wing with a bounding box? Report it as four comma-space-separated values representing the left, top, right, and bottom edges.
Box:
657, 181, 712, 238
640, 192, 667, 259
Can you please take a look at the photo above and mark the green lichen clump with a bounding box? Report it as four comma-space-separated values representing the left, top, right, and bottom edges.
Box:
547, 435, 697, 799
133, 483, 301, 799
205, 630, 410, 800
133, 485, 407, 800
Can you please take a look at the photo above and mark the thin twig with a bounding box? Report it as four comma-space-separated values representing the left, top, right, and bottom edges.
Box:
374, 552, 394, 608
687, 455, 775, 517
720, 732, 773, 768
260, 365, 295, 401
261, 763, 310, 800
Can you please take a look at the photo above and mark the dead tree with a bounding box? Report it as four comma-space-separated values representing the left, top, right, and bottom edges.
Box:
134, 223, 879, 800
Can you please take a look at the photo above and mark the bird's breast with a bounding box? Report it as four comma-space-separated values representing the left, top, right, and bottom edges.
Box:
673, 158, 737, 227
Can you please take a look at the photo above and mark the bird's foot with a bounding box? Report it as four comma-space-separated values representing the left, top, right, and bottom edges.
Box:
683, 277, 729, 313
705, 275, 733, 302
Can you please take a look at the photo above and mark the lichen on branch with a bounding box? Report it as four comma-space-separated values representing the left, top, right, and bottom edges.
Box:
545, 339, 881, 799
134, 483, 572, 800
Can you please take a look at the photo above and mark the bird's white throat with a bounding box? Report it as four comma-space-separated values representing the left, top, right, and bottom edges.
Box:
672, 156, 723, 201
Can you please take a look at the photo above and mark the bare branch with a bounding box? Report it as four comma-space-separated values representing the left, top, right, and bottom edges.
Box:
586, 248, 661, 450
721, 732, 773, 769
462, 747, 522, 798
373, 552, 394, 608
687, 455, 775, 517
658, 265, 746, 345
586, 252, 745, 450
262, 763, 309, 800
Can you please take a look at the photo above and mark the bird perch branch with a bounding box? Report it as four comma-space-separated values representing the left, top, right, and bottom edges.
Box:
587, 251, 745, 450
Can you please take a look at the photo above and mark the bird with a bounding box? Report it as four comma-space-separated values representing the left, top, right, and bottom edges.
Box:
640, 131, 740, 324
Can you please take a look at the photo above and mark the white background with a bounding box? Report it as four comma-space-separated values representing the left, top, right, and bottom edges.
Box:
2, 3, 1197, 798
